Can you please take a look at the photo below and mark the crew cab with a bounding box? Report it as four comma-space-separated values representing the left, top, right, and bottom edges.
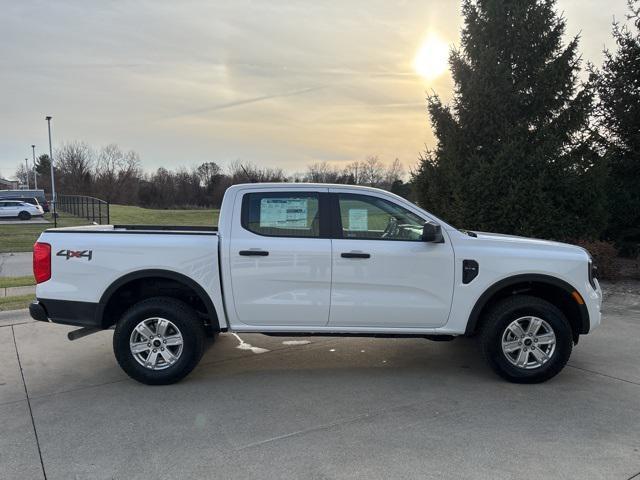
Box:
29, 183, 602, 385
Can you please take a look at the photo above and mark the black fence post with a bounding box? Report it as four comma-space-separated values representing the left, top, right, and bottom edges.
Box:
51, 194, 109, 225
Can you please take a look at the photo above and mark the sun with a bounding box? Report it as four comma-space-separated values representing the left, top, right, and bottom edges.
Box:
413, 35, 449, 80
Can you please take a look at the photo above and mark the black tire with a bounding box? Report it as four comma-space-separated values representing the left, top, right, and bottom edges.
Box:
113, 297, 205, 385
479, 295, 573, 384
18, 211, 31, 220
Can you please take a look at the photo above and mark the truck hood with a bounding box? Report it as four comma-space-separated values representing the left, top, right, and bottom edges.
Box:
472, 231, 587, 256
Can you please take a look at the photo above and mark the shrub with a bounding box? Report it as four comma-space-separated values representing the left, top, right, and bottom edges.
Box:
573, 240, 619, 280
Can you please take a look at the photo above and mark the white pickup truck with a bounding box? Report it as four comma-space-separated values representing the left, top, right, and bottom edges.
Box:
30, 183, 602, 385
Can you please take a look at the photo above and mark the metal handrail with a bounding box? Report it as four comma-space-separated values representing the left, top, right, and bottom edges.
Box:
54, 194, 110, 227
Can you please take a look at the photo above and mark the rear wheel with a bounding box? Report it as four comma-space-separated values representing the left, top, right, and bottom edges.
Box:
480, 295, 573, 383
18, 211, 31, 220
113, 297, 205, 385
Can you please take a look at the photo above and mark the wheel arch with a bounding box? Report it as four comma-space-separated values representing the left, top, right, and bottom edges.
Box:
97, 269, 220, 331
465, 274, 589, 342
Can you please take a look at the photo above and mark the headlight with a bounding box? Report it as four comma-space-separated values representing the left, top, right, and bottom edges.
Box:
588, 260, 598, 289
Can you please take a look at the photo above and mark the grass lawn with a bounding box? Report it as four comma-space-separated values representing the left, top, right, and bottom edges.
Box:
0, 205, 219, 253
0, 294, 34, 312
0, 276, 35, 288
108, 205, 219, 226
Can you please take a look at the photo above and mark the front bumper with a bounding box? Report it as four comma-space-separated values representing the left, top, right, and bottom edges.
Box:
585, 279, 603, 331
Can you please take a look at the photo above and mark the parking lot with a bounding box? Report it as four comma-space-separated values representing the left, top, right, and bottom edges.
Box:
1, 282, 639, 480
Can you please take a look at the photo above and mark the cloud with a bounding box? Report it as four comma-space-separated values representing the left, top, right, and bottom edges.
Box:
0, 0, 629, 174
163, 85, 326, 119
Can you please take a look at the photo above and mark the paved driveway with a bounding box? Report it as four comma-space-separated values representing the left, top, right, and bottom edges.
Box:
1, 284, 639, 480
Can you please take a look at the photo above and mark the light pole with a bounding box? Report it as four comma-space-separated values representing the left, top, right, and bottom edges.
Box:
31, 144, 38, 189
45, 116, 56, 209
25, 158, 30, 188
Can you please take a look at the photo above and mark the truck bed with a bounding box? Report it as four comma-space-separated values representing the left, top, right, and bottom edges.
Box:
46, 224, 218, 234
35, 224, 225, 329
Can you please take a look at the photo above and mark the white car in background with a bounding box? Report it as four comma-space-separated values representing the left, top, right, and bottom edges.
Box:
0, 200, 44, 220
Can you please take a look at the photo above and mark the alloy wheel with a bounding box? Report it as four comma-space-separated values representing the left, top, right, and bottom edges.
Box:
501, 316, 556, 369
129, 317, 184, 370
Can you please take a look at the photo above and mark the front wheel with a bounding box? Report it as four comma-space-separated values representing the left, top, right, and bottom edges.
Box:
113, 297, 205, 385
479, 295, 573, 383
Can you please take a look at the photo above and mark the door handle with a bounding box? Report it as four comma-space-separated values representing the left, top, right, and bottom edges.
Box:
239, 250, 269, 256
341, 252, 370, 259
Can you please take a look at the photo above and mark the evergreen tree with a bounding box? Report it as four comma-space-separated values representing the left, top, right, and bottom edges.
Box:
35, 154, 53, 194
413, 0, 606, 240
36, 154, 51, 177
593, 1, 640, 252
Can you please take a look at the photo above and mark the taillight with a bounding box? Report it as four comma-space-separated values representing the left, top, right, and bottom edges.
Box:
33, 242, 51, 284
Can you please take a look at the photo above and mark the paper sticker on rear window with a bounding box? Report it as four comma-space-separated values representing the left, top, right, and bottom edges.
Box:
260, 198, 309, 228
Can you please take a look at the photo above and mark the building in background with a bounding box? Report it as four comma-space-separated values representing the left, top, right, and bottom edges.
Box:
0, 177, 19, 190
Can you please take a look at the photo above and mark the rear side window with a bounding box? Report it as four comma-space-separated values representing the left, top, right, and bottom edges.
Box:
242, 192, 320, 238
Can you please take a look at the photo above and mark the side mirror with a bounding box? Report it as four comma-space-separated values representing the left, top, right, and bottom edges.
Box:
422, 221, 444, 243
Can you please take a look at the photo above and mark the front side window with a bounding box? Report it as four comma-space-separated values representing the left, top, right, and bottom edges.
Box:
337, 193, 425, 241
242, 192, 320, 238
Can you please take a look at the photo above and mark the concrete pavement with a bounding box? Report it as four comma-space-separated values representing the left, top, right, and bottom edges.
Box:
0, 218, 49, 225
1, 285, 639, 480
0, 252, 32, 277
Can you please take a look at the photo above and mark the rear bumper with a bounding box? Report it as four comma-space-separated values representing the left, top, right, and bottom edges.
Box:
30, 298, 103, 328
29, 301, 48, 322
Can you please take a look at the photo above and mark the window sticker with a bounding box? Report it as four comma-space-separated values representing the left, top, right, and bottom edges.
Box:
348, 208, 368, 231
260, 198, 308, 228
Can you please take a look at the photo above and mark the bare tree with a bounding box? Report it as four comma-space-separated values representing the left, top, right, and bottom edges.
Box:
383, 158, 405, 187
305, 161, 344, 183
229, 160, 286, 183
14, 163, 29, 186
342, 161, 362, 184
360, 155, 385, 186
56, 141, 94, 194
94, 144, 140, 202
196, 162, 223, 187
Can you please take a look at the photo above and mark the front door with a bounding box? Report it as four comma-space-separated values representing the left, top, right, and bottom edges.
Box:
0, 201, 18, 217
328, 191, 455, 329
228, 188, 332, 327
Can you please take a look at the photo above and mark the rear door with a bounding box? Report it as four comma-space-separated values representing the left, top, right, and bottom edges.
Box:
328, 190, 455, 329
228, 188, 332, 327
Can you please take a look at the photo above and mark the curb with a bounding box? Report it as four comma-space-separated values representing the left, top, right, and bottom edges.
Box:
0, 285, 36, 298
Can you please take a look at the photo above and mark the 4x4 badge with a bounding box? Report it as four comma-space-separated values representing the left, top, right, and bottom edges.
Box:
56, 249, 93, 261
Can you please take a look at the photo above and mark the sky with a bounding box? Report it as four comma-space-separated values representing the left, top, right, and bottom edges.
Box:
0, 0, 630, 178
